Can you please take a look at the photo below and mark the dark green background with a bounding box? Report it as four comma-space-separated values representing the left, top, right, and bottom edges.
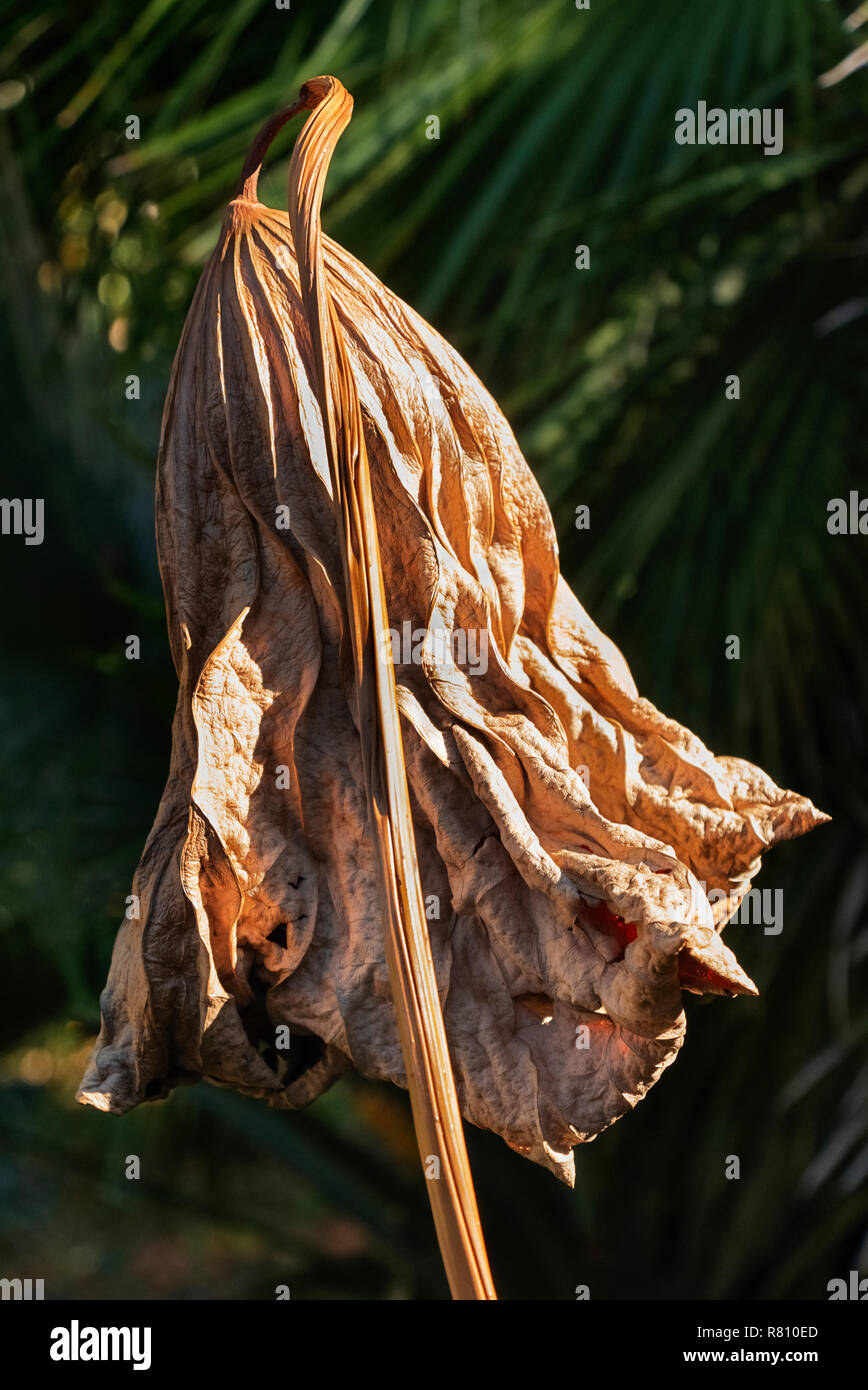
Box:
1, 0, 866, 1300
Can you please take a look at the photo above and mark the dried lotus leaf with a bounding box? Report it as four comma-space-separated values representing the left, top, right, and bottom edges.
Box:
79, 76, 828, 1212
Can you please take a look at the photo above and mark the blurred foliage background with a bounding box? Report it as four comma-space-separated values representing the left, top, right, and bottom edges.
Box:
1, 0, 867, 1301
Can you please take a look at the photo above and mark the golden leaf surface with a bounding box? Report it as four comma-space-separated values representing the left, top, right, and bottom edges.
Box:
79, 78, 828, 1199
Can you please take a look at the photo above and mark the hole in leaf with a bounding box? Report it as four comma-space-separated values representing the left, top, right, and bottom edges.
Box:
267, 922, 288, 948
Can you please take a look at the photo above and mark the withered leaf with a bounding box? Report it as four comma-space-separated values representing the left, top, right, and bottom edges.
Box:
79, 76, 828, 1192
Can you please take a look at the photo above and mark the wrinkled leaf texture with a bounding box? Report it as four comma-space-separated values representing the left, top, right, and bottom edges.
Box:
79, 76, 827, 1189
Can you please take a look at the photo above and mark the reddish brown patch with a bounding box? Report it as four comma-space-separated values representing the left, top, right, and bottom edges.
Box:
580, 900, 744, 996
677, 952, 743, 996
579, 899, 638, 960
